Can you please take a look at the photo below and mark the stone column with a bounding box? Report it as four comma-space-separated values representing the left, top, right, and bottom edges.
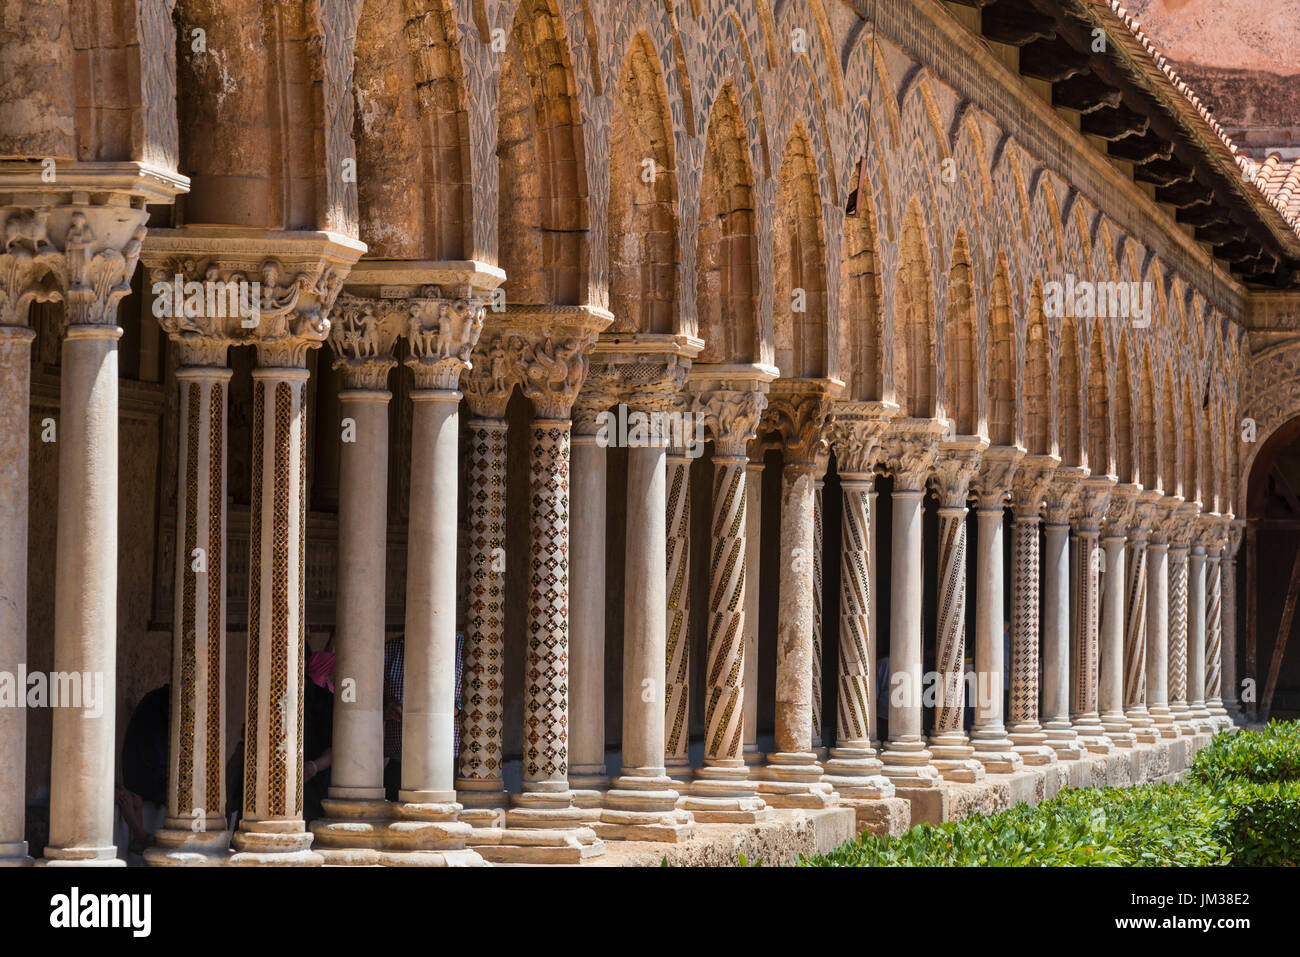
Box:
42, 206, 150, 867
741, 455, 764, 768
1221, 520, 1244, 719
1186, 516, 1214, 731
1070, 477, 1114, 753
1042, 467, 1086, 760
968, 447, 1023, 773
0, 321, 35, 866
1123, 492, 1161, 743
1146, 499, 1180, 738
758, 384, 841, 808
879, 421, 944, 785
568, 401, 610, 813
1007, 457, 1058, 765
822, 408, 894, 802
1098, 486, 1136, 748
457, 340, 514, 816
679, 376, 772, 822
927, 438, 987, 782
867, 485, 881, 750
148, 349, 235, 865
664, 446, 694, 786
1167, 505, 1194, 730
811, 470, 826, 757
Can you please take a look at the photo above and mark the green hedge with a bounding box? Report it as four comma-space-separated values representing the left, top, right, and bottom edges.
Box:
798, 722, 1300, 867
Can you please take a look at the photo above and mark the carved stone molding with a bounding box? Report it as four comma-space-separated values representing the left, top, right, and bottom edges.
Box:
970, 445, 1024, 512
1011, 453, 1060, 521
763, 378, 844, 469
929, 437, 987, 509
1044, 465, 1087, 526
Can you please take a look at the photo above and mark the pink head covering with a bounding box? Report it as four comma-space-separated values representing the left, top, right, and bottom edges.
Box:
308, 650, 336, 693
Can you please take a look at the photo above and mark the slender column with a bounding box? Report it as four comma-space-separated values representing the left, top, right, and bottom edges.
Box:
1123, 492, 1160, 742
664, 448, 694, 785
231, 359, 320, 865
1205, 535, 1227, 728
1147, 499, 1180, 738
822, 410, 893, 801
1069, 477, 1114, 753
568, 405, 610, 811
1167, 507, 1194, 730
1007, 457, 1058, 765
678, 384, 771, 821
879, 422, 943, 786
1042, 467, 1086, 760
968, 447, 1023, 773
148, 357, 235, 864
867, 487, 881, 750
1221, 520, 1243, 718
759, 387, 840, 808
741, 456, 764, 767
1098, 486, 1136, 748
811, 471, 826, 756
596, 406, 695, 841
927, 440, 987, 782
0, 324, 35, 866
1187, 516, 1214, 731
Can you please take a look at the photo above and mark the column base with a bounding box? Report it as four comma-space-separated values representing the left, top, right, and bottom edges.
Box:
1007, 725, 1059, 765
592, 775, 696, 843
308, 798, 485, 866
821, 746, 894, 798
664, 756, 694, 790
677, 764, 772, 822
1070, 719, 1115, 755
1186, 705, 1215, 733
465, 790, 606, 863
742, 747, 765, 768
0, 842, 32, 867
878, 739, 941, 786
455, 780, 510, 826
1043, 722, 1087, 760
928, 732, 986, 782
229, 819, 322, 866
568, 768, 610, 821
1124, 708, 1160, 743
36, 845, 124, 867
756, 752, 839, 809
143, 824, 232, 866
1099, 712, 1137, 748
1149, 706, 1182, 738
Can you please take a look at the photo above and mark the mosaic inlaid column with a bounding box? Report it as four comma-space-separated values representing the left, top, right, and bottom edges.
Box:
679, 383, 771, 822
811, 470, 826, 756
568, 403, 610, 813
232, 355, 319, 865
1186, 517, 1214, 732
0, 318, 36, 866
741, 455, 764, 768
1167, 506, 1194, 730
1146, 500, 1180, 738
823, 410, 893, 801
867, 486, 881, 750
1123, 492, 1161, 743
1042, 467, 1086, 760
1070, 477, 1114, 753
1221, 520, 1244, 719
1207, 519, 1234, 727
759, 387, 840, 808
148, 351, 235, 865
42, 207, 150, 867
927, 439, 986, 782
664, 447, 694, 786
879, 422, 943, 786
1098, 486, 1136, 749
969, 447, 1023, 773
1007, 458, 1059, 766
597, 372, 697, 842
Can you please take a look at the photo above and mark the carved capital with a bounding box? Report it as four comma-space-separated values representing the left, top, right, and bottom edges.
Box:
829, 414, 890, 477
1193, 512, 1223, 553
764, 392, 836, 468
970, 445, 1023, 511
406, 294, 486, 390
1129, 489, 1162, 542
1043, 465, 1087, 525
1011, 453, 1059, 520
328, 293, 402, 390
694, 388, 768, 458
928, 439, 986, 509
463, 334, 516, 418
514, 331, 598, 419
882, 419, 944, 492
1103, 484, 1139, 539
1226, 518, 1244, 560
1074, 476, 1114, 533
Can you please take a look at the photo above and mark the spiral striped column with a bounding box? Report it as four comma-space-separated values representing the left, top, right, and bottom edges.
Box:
664, 450, 694, 786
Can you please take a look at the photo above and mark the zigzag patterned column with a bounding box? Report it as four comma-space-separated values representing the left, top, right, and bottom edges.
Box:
664, 448, 694, 785
1187, 516, 1214, 731
1007, 457, 1058, 765
1099, 486, 1136, 748
678, 383, 771, 822
1167, 505, 1194, 730
1070, 476, 1114, 754
1042, 467, 1086, 760
1206, 519, 1231, 727
742, 456, 764, 767
1124, 492, 1160, 742
928, 440, 986, 782
1147, 498, 1181, 738
969, 447, 1023, 773
812, 473, 825, 755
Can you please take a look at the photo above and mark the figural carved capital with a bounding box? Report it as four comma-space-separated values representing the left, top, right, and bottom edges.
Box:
1129, 489, 1163, 543
1011, 453, 1059, 521
1043, 464, 1087, 526
406, 294, 486, 390
1103, 484, 1139, 539
694, 388, 769, 459
929, 437, 986, 509
970, 444, 1023, 511
828, 404, 894, 478
882, 419, 945, 492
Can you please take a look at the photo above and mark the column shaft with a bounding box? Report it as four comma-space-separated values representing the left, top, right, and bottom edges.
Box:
1042, 521, 1084, 758
1099, 534, 1135, 746
1008, 514, 1055, 763
1187, 546, 1211, 729
741, 460, 763, 766
970, 507, 1020, 770
568, 435, 608, 804
664, 451, 693, 783
1146, 542, 1177, 737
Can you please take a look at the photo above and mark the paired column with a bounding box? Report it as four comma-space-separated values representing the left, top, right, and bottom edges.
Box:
679, 381, 771, 822
927, 439, 986, 783
968, 447, 1023, 773
1123, 492, 1161, 743
1146, 499, 1180, 738
1041, 467, 1086, 760
149, 350, 235, 864
664, 446, 694, 785
1006, 457, 1059, 766
1098, 486, 1136, 749
822, 409, 894, 801
879, 421, 943, 785
1070, 476, 1115, 754
759, 387, 840, 808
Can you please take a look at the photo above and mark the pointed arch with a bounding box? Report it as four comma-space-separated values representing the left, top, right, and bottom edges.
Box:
1058, 316, 1082, 465
773, 124, 829, 378
1086, 321, 1111, 476
896, 200, 936, 417
988, 258, 1016, 446
1115, 331, 1134, 483
944, 230, 977, 435
841, 156, 883, 400
1025, 282, 1051, 456
1137, 344, 1158, 489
